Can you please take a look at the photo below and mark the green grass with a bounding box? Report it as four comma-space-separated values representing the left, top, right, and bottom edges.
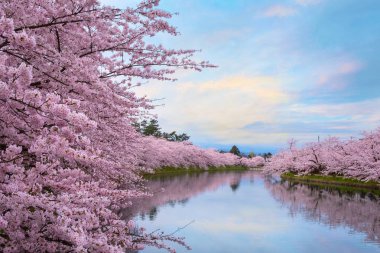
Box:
142, 165, 259, 179
281, 172, 380, 195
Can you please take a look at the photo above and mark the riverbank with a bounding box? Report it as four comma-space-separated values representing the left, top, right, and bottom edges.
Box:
281, 172, 380, 195
143, 165, 262, 178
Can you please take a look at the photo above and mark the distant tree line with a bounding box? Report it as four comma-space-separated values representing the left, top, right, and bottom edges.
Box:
220, 145, 272, 161
134, 119, 190, 142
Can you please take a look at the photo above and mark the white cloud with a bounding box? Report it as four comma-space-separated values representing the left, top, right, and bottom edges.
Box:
197, 217, 289, 234
284, 98, 380, 139
262, 5, 298, 17
295, 0, 322, 6
290, 99, 380, 123
316, 59, 363, 89
135, 74, 380, 146
134, 75, 293, 145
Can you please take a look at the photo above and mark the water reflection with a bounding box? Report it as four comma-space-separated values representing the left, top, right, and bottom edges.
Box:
124, 171, 380, 253
266, 177, 380, 244
123, 171, 254, 221
230, 179, 241, 192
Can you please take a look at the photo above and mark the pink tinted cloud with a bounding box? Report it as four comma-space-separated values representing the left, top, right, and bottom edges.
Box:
338, 61, 362, 74
296, 0, 322, 6
263, 5, 297, 17
317, 60, 363, 89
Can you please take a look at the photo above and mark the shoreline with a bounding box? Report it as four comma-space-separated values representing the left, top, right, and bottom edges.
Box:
280, 172, 380, 195
143, 165, 263, 178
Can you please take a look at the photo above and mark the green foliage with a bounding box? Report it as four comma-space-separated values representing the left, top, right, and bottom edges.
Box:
162, 131, 190, 142
256, 152, 272, 160
134, 119, 190, 142
143, 165, 248, 178
229, 145, 241, 156
263, 152, 272, 159
248, 151, 255, 158
141, 119, 162, 137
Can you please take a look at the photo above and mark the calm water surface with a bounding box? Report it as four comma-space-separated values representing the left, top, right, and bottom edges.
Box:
125, 171, 380, 253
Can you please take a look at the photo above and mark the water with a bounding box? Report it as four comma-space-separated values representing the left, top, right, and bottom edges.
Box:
124, 171, 380, 253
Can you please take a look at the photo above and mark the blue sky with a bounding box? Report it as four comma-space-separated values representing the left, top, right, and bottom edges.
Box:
103, 0, 380, 153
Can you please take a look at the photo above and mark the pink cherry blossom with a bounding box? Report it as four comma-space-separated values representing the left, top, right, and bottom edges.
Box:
265, 128, 380, 182
0, 1, 250, 252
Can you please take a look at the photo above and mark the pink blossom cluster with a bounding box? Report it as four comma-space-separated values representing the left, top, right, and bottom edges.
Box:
138, 137, 255, 170
0, 0, 231, 252
135, 136, 266, 170
239, 156, 265, 168
265, 128, 380, 182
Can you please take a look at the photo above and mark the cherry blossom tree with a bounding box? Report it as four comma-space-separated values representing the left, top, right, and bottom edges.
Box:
265, 128, 380, 182
0, 0, 264, 251
240, 156, 265, 168
136, 137, 253, 170
0, 0, 221, 252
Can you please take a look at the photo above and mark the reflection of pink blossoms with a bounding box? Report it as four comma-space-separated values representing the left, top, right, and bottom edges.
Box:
124, 171, 257, 220
266, 179, 380, 243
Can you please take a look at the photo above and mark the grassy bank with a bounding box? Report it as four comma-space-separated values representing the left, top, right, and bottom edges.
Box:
281, 172, 380, 195
143, 165, 261, 179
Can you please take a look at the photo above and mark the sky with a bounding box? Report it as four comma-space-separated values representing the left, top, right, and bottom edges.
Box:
102, 0, 380, 153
